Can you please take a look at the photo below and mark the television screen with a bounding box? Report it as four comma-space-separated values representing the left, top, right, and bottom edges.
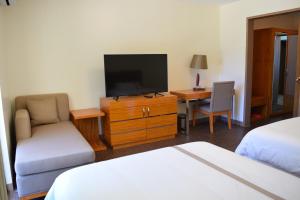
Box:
104, 54, 168, 97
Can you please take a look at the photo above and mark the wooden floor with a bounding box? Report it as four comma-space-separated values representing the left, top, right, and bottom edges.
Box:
97, 114, 292, 162
97, 120, 248, 162
9, 114, 292, 200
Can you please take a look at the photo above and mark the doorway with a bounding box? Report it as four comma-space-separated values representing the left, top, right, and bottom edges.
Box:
272, 34, 298, 115
244, 10, 300, 126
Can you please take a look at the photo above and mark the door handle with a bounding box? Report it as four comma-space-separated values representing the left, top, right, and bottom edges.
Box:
142, 107, 146, 118
147, 107, 150, 117
296, 77, 300, 83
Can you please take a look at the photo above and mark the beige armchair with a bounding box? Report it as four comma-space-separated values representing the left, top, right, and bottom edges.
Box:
14, 93, 95, 199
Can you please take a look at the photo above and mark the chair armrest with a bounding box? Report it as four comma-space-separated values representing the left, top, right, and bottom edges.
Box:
15, 109, 31, 141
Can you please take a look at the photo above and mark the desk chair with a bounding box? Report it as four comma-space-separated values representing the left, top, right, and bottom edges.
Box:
192, 81, 235, 133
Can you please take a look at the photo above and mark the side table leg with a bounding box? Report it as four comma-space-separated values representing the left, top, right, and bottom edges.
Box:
73, 118, 107, 154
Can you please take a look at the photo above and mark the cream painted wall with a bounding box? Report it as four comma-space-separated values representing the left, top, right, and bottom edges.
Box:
220, 0, 300, 122
0, 7, 13, 185
4, 0, 221, 110
1, 0, 299, 187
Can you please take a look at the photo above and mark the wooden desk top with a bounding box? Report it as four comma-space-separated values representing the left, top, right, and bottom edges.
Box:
70, 108, 105, 120
170, 89, 212, 100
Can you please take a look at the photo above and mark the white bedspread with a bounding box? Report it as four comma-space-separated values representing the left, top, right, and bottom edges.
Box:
236, 117, 300, 177
46, 142, 300, 200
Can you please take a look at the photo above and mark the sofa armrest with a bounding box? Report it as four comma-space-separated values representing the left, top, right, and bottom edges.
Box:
15, 109, 31, 141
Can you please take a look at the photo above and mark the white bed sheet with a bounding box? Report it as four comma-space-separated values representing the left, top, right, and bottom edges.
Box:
45, 142, 300, 200
236, 117, 300, 176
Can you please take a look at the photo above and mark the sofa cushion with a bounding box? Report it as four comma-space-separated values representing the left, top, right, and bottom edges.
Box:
15, 93, 70, 121
27, 98, 59, 126
15, 121, 95, 176
16, 167, 73, 197
15, 109, 32, 141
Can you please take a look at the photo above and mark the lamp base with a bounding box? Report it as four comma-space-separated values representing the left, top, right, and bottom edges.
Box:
193, 87, 205, 91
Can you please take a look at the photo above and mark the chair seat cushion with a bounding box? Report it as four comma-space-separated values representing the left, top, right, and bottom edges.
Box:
15, 121, 95, 176
198, 104, 211, 112
199, 99, 211, 105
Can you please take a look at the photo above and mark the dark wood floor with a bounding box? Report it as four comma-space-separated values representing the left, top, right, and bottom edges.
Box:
96, 114, 292, 162
9, 114, 292, 200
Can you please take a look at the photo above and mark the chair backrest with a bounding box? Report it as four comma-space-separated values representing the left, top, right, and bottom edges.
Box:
210, 81, 235, 112
15, 93, 70, 121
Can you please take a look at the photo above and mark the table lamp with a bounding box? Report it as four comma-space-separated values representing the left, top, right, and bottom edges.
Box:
190, 55, 208, 91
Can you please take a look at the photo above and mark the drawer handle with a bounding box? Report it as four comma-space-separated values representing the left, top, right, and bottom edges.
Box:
142, 107, 146, 118
147, 107, 150, 117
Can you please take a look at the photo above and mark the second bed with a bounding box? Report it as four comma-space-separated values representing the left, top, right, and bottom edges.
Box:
236, 117, 300, 177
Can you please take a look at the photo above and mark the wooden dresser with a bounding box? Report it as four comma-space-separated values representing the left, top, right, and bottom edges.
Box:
100, 94, 177, 149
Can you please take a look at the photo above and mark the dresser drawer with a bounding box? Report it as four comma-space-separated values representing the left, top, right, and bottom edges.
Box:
147, 101, 177, 117
109, 106, 144, 122
110, 119, 146, 134
146, 114, 177, 128
147, 125, 177, 139
110, 130, 146, 145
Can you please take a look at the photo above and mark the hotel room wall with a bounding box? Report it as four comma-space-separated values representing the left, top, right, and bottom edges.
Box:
220, 0, 300, 123
0, 7, 13, 185
3, 0, 221, 110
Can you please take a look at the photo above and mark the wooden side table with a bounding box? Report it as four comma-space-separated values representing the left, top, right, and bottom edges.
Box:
70, 108, 107, 153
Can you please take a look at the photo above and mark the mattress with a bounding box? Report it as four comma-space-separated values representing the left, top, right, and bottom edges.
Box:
236, 117, 300, 177
45, 142, 300, 200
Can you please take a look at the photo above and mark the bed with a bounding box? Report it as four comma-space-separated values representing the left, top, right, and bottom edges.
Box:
236, 117, 300, 177
45, 142, 300, 200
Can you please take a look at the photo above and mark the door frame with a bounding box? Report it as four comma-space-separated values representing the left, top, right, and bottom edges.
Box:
293, 22, 300, 115
244, 8, 300, 127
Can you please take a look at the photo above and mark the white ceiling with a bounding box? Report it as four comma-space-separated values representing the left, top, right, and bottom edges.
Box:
196, 0, 240, 5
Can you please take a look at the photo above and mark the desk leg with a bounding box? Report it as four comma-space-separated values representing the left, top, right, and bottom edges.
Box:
185, 100, 190, 135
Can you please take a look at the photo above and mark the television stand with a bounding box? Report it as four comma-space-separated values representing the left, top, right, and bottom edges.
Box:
100, 94, 178, 149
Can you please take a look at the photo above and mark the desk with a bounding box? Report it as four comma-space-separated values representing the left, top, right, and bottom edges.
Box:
170, 89, 211, 135
70, 108, 107, 153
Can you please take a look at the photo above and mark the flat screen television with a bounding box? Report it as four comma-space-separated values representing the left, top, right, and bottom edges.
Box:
104, 54, 168, 97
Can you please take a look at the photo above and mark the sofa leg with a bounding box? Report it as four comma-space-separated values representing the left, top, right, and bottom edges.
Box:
20, 192, 47, 200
